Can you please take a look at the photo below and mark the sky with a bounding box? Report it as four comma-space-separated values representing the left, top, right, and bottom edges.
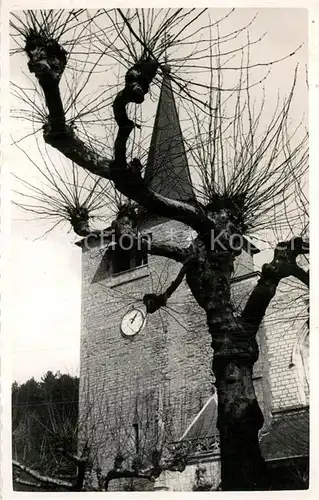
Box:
10, 237, 81, 381
7, 7, 308, 383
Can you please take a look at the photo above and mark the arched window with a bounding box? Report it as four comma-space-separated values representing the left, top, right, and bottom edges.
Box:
290, 322, 309, 405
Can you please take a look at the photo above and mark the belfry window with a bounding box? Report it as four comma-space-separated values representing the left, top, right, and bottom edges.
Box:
111, 236, 148, 275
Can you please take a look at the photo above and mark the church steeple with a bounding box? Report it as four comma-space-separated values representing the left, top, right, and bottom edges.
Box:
144, 68, 195, 202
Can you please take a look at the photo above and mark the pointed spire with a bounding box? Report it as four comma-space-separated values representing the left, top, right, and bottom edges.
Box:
144, 68, 195, 203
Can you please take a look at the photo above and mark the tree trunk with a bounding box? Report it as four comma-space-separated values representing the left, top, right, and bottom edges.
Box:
212, 353, 267, 490
204, 299, 268, 490
186, 236, 268, 490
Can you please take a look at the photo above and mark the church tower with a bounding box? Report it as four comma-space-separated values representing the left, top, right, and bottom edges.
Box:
78, 70, 260, 490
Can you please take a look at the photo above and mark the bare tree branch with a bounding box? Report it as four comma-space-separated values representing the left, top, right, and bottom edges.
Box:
241, 236, 309, 333
56, 448, 85, 465
145, 240, 192, 263
23, 33, 212, 233
13, 477, 48, 489
103, 442, 188, 490
12, 460, 73, 489
143, 259, 192, 313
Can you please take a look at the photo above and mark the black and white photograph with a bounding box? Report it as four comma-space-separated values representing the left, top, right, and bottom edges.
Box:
1, 2, 313, 495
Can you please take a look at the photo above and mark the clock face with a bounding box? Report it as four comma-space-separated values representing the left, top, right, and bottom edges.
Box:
120, 308, 146, 338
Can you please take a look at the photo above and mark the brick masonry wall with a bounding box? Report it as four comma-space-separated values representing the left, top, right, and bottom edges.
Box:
79, 221, 214, 478
262, 277, 309, 410
155, 458, 221, 491
79, 220, 308, 488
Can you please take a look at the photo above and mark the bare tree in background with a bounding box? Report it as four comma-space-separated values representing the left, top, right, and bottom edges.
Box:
12, 373, 203, 491
10, 8, 309, 490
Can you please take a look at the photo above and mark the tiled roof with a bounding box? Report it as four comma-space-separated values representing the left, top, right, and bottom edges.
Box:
181, 394, 218, 442
260, 406, 309, 462
179, 398, 308, 464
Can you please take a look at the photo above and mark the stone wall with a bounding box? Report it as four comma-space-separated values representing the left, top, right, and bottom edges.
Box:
79, 221, 212, 476
79, 219, 308, 489
262, 277, 309, 410
155, 457, 221, 491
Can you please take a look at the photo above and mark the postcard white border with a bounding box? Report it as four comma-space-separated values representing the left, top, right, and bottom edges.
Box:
1, 1, 318, 499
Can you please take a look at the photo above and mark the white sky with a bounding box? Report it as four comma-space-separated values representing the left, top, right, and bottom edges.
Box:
7, 7, 309, 383
10, 237, 81, 382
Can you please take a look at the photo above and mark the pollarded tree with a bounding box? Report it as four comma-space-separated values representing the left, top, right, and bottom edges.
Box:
12, 372, 197, 491
10, 8, 309, 490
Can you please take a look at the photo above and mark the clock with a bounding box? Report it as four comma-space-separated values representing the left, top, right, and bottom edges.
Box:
120, 308, 146, 338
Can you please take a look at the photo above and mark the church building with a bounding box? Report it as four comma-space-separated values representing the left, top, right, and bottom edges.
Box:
78, 70, 309, 491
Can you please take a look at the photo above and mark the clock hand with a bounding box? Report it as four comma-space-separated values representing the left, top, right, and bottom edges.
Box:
130, 312, 138, 324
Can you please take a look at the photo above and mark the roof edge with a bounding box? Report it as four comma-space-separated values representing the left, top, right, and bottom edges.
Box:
179, 393, 218, 442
